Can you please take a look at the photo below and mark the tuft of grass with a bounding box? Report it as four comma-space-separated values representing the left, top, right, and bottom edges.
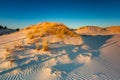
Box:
13, 41, 24, 50
41, 39, 49, 51
4, 47, 14, 60
4, 45, 14, 53
27, 31, 35, 39
35, 43, 40, 51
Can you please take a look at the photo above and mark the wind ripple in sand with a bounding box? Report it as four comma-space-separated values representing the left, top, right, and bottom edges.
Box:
0, 53, 66, 80
0, 52, 89, 80
0, 48, 119, 80
66, 56, 119, 80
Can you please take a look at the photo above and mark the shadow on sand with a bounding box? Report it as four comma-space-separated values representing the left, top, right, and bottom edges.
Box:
81, 35, 113, 57
0, 35, 113, 77
81, 35, 112, 49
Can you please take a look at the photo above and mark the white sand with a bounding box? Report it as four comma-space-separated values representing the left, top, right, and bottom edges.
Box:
0, 31, 120, 80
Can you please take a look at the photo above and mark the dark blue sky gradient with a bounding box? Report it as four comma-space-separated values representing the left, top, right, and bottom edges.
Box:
0, 0, 120, 28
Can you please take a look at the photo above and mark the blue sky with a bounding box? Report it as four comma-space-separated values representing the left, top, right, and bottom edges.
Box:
0, 0, 120, 29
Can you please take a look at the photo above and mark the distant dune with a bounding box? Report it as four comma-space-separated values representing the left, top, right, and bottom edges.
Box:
106, 26, 120, 33
76, 26, 120, 35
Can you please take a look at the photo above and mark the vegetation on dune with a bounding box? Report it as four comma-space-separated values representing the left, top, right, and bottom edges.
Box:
27, 22, 79, 40
0, 24, 20, 30
78, 26, 104, 31
2, 40, 25, 61
35, 42, 41, 51
77, 26, 120, 32
0, 24, 20, 36
106, 26, 120, 33
27, 31, 35, 39
41, 39, 49, 51
4, 46, 14, 60
26, 22, 82, 50
13, 41, 24, 50
0, 25, 8, 29
76, 26, 120, 35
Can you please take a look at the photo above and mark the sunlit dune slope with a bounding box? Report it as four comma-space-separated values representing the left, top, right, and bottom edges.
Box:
25, 22, 83, 45
76, 26, 120, 35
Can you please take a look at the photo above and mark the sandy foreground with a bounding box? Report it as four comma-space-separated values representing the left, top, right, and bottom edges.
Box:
0, 30, 120, 80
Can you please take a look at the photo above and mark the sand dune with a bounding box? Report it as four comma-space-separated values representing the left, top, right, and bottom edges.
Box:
76, 26, 120, 35
0, 22, 120, 80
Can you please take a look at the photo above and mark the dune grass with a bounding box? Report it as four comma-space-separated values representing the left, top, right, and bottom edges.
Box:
41, 39, 49, 51
27, 22, 79, 40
